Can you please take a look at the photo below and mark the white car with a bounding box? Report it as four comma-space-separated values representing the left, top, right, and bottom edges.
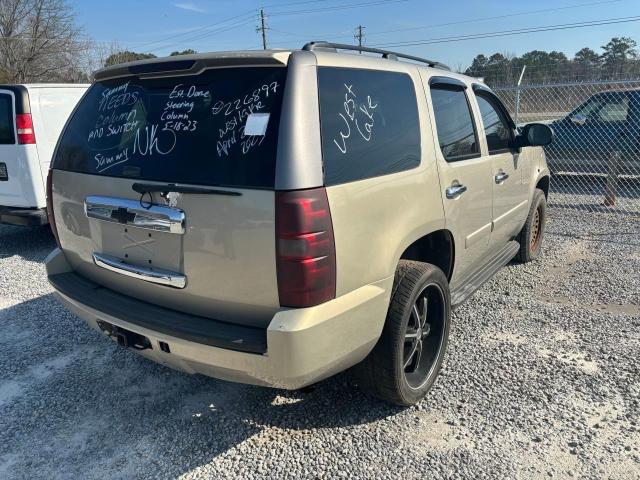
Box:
0, 84, 88, 226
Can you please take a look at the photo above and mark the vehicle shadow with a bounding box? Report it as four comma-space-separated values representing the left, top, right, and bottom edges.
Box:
0, 224, 55, 261
1, 293, 402, 479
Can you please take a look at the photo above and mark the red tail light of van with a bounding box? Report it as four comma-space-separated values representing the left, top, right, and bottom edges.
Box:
46, 170, 60, 247
16, 113, 36, 144
275, 188, 336, 308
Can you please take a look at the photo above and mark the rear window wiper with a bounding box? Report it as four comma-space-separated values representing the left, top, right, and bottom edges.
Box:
132, 183, 242, 197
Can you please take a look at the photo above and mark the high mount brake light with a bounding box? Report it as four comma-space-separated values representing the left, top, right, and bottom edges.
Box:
275, 188, 336, 308
16, 113, 36, 144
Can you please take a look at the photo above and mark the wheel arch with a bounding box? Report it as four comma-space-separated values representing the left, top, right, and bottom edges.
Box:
398, 229, 455, 281
536, 175, 550, 198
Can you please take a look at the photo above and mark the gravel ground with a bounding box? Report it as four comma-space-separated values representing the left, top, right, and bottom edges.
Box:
0, 204, 639, 480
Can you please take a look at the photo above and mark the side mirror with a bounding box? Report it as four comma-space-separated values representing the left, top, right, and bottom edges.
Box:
514, 123, 554, 148
570, 113, 587, 126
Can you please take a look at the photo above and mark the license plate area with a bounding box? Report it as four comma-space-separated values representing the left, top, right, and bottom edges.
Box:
100, 223, 182, 273
84, 195, 184, 274
0, 162, 7, 181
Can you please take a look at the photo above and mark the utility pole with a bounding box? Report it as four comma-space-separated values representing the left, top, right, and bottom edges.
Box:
257, 8, 268, 50
355, 25, 365, 52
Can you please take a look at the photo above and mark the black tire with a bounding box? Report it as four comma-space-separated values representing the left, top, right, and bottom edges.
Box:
353, 260, 451, 406
516, 188, 547, 263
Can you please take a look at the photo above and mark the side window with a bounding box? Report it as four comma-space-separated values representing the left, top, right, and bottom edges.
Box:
0, 94, 15, 145
430, 86, 479, 162
573, 96, 605, 119
597, 96, 629, 122
318, 67, 421, 185
475, 92, 513, 154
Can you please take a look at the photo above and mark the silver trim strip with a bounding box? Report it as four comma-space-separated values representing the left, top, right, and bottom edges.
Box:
85, 196, 185, 234
92, 252, 187, 289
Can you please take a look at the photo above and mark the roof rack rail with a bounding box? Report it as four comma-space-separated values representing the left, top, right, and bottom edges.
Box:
302, 41, 450, 71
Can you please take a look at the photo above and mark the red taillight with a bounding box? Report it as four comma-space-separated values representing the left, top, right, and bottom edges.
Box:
276, 188, 336, 308
16, 113, 36, 144
46, 170, 60, 246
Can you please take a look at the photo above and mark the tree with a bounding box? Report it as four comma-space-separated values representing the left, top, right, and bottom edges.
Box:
600, 37, 638, 76
170, 49, 197, 56
104, 50, 157, 67
574, 47, 601, 78
574, 47, 600, 65
465, 54, 489, 77
0, 0, 87, 82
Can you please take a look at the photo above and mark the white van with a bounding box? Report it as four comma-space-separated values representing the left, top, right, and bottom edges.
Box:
0, 84, 88, 226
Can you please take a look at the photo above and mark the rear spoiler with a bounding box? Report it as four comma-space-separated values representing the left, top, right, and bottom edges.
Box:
93, 51, 291, 82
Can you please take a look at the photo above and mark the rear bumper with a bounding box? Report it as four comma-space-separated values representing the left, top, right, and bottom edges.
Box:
0, 206, 48, 226
45, 248, 391, 389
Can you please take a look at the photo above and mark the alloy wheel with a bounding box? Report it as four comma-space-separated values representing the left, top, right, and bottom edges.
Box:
403, 283, 446, 390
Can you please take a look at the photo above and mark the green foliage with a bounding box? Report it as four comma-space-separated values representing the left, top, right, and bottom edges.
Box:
170, 49, 197, 56
464, 37, 640, 86
104, 51, 157, 67
600, 37, 638, 74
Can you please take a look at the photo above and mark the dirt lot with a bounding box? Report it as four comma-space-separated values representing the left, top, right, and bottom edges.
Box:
1, 205, 638, 479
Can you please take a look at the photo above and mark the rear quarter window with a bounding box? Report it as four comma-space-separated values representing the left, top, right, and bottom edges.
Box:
0, 94, 14, 144
53, 67, 287, 189
318, 67, 421, 185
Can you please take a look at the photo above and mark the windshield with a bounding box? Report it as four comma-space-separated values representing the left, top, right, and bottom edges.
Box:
53, 66, 287, 189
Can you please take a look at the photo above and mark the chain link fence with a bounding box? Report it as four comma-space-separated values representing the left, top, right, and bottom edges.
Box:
493, 80, 640, 215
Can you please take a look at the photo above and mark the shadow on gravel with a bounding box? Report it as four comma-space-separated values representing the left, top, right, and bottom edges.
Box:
1, 293, 402, 478
546, 229, 640, 247
548, 202, 640, 218
0, 224, 55, 261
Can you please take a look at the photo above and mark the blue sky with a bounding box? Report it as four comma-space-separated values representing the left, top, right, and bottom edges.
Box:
75, 0, 640, 69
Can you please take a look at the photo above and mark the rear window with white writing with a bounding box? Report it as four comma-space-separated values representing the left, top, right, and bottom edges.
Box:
318, 67, 420, 185
53, 67, 287, 188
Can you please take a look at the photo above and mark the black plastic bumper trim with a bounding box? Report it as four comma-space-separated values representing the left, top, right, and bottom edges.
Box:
0, 206, 48, 226
48, 271, 267, 354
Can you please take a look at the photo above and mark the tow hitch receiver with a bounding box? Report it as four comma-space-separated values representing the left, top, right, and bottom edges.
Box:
97, 321, 152, 351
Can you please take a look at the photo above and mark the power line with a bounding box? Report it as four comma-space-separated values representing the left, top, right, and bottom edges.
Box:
146, 17, 257, 53
365, 0, 624, 37
372, 15, 640, 48
256, 0, 625, 46
269, 0, 408, 16
120, 0, 403, 54
133, 10, 257, 50
131, 0, 333, 49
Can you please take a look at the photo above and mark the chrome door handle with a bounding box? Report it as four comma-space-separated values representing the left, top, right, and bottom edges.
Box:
445, 184, 467, 199
495, 172, 509, 184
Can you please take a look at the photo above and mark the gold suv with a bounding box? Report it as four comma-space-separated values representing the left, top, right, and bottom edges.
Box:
45, 42, 552, 405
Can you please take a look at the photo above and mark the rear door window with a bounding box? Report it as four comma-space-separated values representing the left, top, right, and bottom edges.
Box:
318, 67, 421, 185
53, 67, 287, 189
430, 86, 480, 162
0, 93, 15, 144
